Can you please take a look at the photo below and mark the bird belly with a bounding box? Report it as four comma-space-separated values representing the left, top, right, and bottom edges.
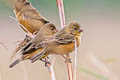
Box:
51, 38, 80, 55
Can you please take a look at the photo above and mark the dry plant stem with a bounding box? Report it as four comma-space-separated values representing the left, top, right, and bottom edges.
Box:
89, 54, 119, 80
9, 15, 33, 59
0, 71, 2, 80
57, 0, 73, 80
56, 0, 65, 28
10, 40, 27, 59
46, 58, 56, 80
0, 42, 9, 51
21, 62, 29, 80
66, 54, 73, 80
10, 13, 55, 80
9, 15, 33, 38
74, 39, 77, 80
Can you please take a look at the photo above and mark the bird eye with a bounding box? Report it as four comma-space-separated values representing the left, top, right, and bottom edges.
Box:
51, 27, 55, 30
24, 2, 30, 5
51, 28, 54, 30
74, 27, 77, 30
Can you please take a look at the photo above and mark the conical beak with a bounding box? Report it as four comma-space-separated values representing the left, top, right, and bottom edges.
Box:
79, 29, 83, 32
53, 29, 58, 33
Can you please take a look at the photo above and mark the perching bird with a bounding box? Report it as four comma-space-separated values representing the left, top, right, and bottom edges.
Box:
11, 0, 54, 58
30, 21, 83, 63
9, 23, 58, 68
14, 0, 49, 34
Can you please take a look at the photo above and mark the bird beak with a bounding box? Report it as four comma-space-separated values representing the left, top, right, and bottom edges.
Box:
55, 29, 58, 33
79, 29, 83, 32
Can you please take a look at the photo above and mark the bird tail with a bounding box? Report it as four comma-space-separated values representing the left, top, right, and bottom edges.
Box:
9, 56, 23, 68
30, 47, 47, 63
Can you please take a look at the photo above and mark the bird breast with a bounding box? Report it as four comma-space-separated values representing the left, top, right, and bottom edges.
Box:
49, 37, 80, 55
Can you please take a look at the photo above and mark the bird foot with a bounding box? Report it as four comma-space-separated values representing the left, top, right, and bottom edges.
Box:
24, 35, 32, 42
45, 61, 51, 67
39, 58, 51, 67
65, 58, 72, 63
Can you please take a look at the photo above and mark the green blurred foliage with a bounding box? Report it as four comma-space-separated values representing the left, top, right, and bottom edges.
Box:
0, 0, 120, 22
0, 0, 120, 13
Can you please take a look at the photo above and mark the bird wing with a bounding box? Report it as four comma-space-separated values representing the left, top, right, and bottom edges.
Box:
30, 46, 48, 63
52, 27, 75, 44
14, 0, 49, 33
30, 34, 75, 62
55, 33, 75, 44
19, 32, 47, 55
41, 27, 75, 44
10, 0, 50, 59
30, 30, 75, 62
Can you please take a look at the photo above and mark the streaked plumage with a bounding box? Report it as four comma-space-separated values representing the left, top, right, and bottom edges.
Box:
9, 23, 58, 68
30, 22, 83, 63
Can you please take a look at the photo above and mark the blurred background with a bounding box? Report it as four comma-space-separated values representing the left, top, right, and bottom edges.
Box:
0, 0, 120, 80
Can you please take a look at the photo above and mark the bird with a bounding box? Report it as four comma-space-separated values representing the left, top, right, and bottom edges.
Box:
11, 0, 55, 59
30, 21, 83, 63
9, 23, 58, 68
14, 0, 49, 34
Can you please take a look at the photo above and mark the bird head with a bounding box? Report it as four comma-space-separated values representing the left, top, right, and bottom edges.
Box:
67, 21, 83, 37
39, 23, 58, 36
14, 0, 31, 11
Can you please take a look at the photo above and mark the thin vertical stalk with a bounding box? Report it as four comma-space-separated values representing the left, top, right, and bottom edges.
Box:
48, 57, 56, 80
56, 0, 65, 28
56, 0, 73, 80
0, 72, 2, 80
0, 42, 9, 51
21, 63, 29, 80
74, 39, 77, 80
9, 14, 56, 80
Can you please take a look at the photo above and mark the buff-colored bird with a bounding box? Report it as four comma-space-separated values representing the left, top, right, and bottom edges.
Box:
11, 0, 53, 58
30, 21, 83, 63
14, 0, 49, 34
9, 23, 58, 68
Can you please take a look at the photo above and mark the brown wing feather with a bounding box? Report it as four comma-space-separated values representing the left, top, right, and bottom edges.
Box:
14, 0, 49, 33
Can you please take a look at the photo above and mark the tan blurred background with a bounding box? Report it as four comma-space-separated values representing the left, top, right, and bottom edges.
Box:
0, 0, 120, 80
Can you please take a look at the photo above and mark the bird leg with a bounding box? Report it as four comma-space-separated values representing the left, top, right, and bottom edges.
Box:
33, 31, 38, 36
26, 31, 38, 39
45, 57, 51, 67
26, 32, 34, 38
61, 55, 72, 63
24, 35, 32, 42
39, 57, 51, 67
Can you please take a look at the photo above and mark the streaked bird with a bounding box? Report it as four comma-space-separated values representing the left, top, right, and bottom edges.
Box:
9, 23, 58, 68
30, 21, 83, 63
14, 0, 49, 34
11, 0, 54, 59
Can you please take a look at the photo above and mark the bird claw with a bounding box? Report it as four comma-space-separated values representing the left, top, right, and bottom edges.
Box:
39, 58, 51, 67
45, 61, 51, 67
65, 58, 72, 63
24, 35, 32, 42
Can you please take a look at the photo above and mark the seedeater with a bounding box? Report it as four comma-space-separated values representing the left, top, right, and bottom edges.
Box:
9, 23, 58, 68
30, 21, 83, 63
